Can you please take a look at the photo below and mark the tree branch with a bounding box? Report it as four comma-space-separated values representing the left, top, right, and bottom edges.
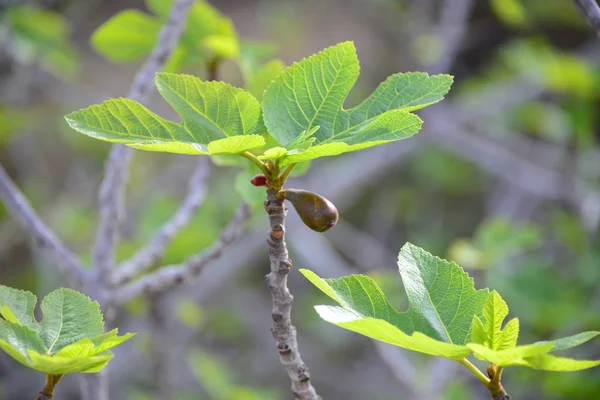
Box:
0, 164, 88, 288
92, 0, 195, 281
264, 189, 320, 400
111, 203, 251, 304
113, 158, 211, 285
575, 0, 600, 36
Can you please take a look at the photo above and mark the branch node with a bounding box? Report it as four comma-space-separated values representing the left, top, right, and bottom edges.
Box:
277, 343, 292, 355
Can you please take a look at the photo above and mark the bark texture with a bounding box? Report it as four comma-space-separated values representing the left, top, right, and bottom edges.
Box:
264, 189, 320, 400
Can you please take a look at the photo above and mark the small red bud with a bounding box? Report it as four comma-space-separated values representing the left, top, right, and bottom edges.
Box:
250, 174, 267, 187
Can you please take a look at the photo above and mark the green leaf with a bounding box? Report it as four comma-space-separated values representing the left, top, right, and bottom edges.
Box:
8, 6, 79, 77
262, 42, 452, 166
39, 289, 104, 354
182, 0, 238, 56
470, 316, 486, 345
536, 331, 600, 352
468, 331, 600, 369
0, 285, 40, 332
468, 342, 555, 366
27, 349, 112, 375
145, 0, 170, 17
517, 354, 600, 372
0, 321, 46, 367
257, 147, 287, 160
0, 287, 135, 375
300, 243, 489, 360
91, 10, 161, 63
498, 318, 519, 350
246, 59, 285, 100
65, 73, 266, 155
482, 291, 511, 350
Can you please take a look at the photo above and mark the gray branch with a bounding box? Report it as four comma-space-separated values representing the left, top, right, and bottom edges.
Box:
113, 158, 211, 285
111, 203, 251, 304
575, 0, 600, 36
92, 0, 195, 280
264, 189, 320, 400
0, 164, 88, 288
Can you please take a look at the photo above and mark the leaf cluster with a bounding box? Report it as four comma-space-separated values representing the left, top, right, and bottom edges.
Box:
301, 243, 599, 372
65, 42, 452, 171
0, 285, 134, 375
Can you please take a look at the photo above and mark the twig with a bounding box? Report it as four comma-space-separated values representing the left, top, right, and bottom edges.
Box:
0, 164, 88, 288
92, 0, 196, 281
113, 158, 211, 285
575, 0, 600, 36
111, 203, 251, 304
38, 375, 61, 400
264, 189, 320, 400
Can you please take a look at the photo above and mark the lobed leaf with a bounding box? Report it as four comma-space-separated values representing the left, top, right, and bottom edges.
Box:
0, 285, 40, 332
65, 73, 266, 155
0, 285, 135, 375
300, 243, 489, 360
303, 244, 600, 373
262, 42, 452, 166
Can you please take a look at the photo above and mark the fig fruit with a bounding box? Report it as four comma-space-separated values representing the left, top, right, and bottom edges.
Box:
250, 174, 267, 187
278, 189, 338, 232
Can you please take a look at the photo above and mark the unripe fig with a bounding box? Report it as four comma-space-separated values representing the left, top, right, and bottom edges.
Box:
278, 189, 338, 232
250, 174, 267, 187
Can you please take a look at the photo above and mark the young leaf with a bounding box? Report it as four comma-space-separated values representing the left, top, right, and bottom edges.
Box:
65, 74, 266, 155
468, 342, 555, 366
498, 318, 519, 350
39, 289, 104, 354
480, 290, 514, 350
262, 42, 452, 166
0, 285, 135, 375
0, 321, 46, 367
27, 350, 112, 375
0, 285, 40, 332
91, 10, 161, 63
300, 243, 489, 360
470, 316, 487, 345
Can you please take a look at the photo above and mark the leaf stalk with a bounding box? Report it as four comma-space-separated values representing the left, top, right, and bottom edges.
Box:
279, 163, 297, 185
458, 358, 490, 386
240, 151, 270, 176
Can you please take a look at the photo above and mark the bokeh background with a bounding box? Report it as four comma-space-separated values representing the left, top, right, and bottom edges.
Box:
1, 0, 600, 399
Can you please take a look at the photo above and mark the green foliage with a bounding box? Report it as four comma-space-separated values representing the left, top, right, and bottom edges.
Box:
92, 0, 238, 71
262, 42, 452, 166
66, 42, 451, 169
5, 5, 79, 77
448, 218, 542, 270
65, 73, 266, 155
302, 243, 600, 375
0, 285, 134, 375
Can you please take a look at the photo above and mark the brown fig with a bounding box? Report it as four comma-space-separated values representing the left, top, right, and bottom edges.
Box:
278, 189, 338, 232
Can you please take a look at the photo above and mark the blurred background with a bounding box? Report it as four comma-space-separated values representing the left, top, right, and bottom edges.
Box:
1, 0, 599, 399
